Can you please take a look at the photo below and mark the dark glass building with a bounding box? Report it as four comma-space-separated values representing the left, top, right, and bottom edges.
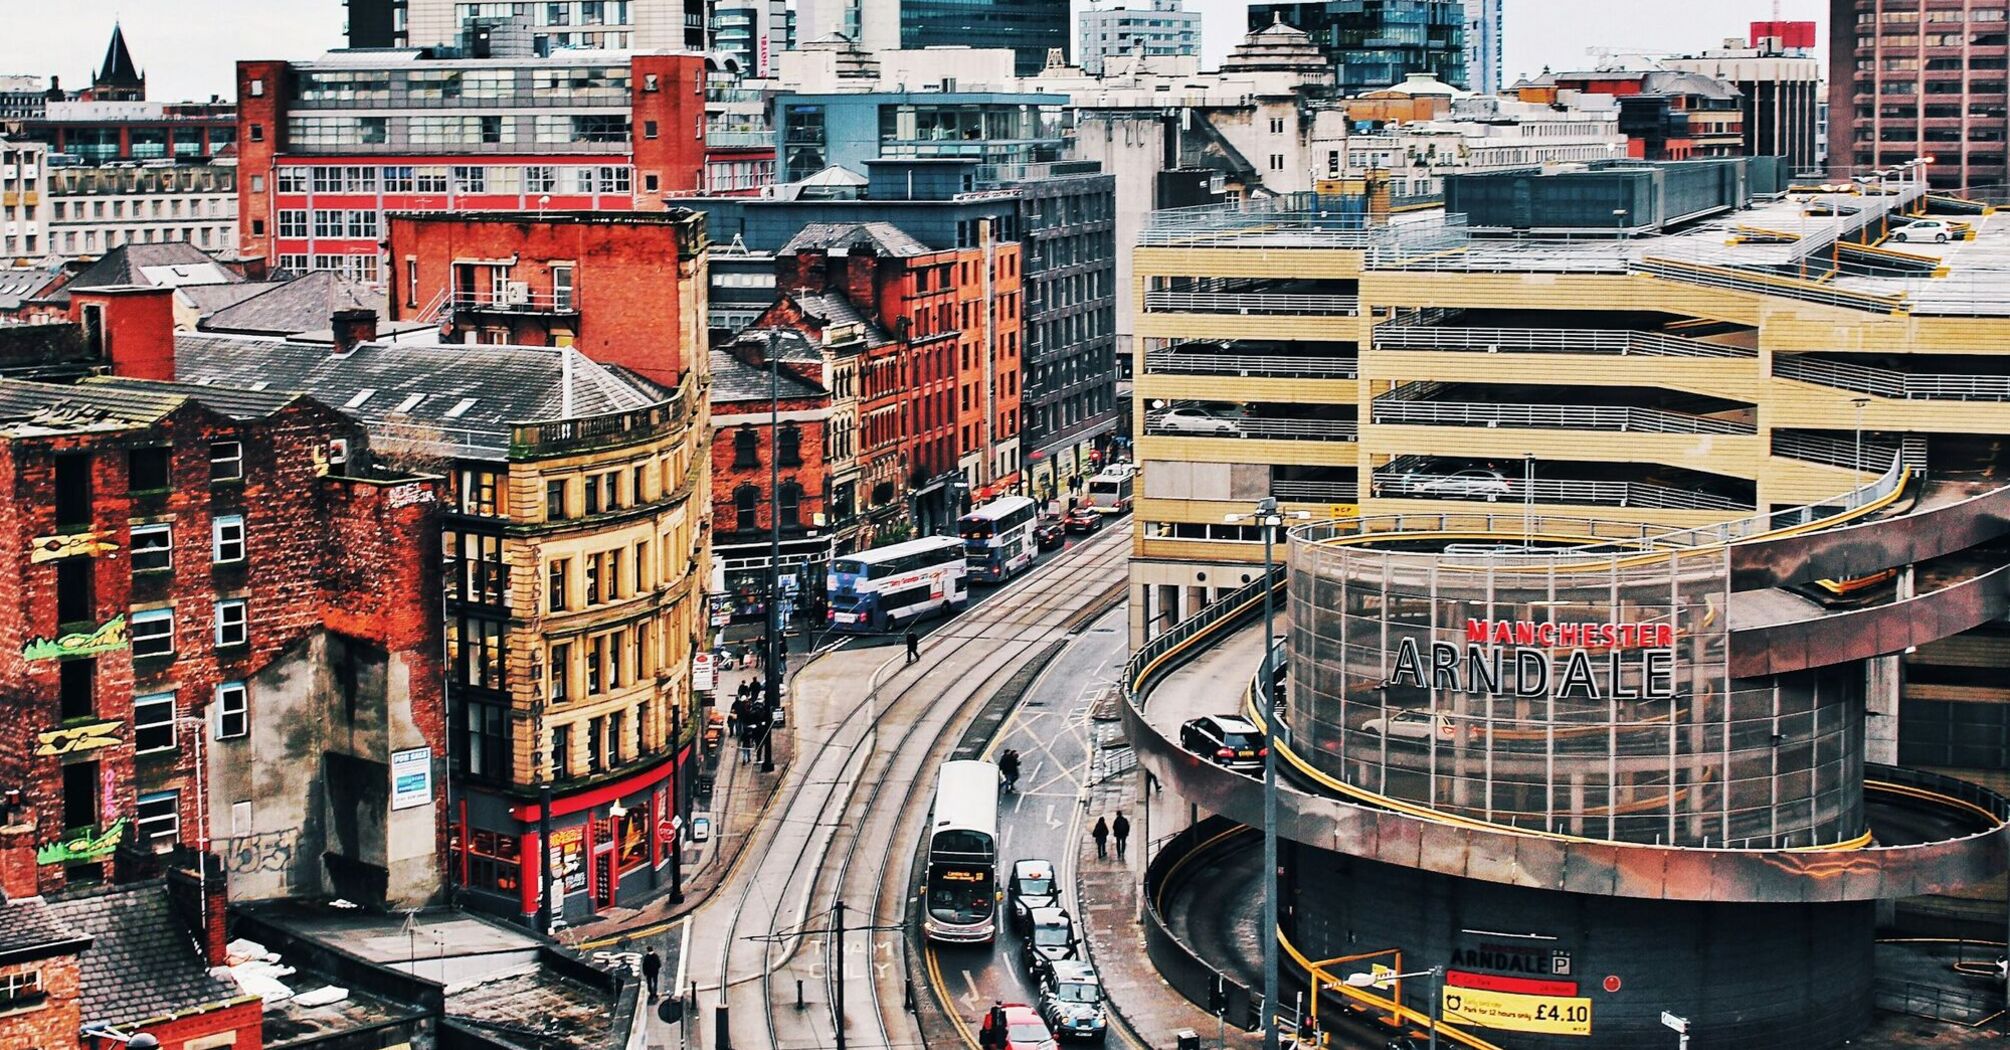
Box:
1248, 0, 1467, 95
901, 0, 1070, 76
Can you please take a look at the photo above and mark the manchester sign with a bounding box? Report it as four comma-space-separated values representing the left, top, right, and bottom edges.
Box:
1388, 618, 1677, 701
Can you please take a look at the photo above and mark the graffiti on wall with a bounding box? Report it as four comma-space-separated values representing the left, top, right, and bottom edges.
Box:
34, 719, 122, 757
223, 829, 299, 881
28, 531, 119, 563
36, 819, 127, 865
23, 616, 128, 661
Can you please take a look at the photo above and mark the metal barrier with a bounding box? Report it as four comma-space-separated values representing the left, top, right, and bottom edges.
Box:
1372, 322, 1755, 359
1873, 978, 1999, 1025
1371, 397, 1754, 435
1143, 348, 1359, 379
1143, 290, 1360, 316
1371, 472, 1751, 512
1774, 353, 2010, 402
1145, 414, 1360, 441
1140, 817, 1265, 1032
1771, 430, 1904, 472
1271, 480, 1358, 502
1634, 257, 1910, 314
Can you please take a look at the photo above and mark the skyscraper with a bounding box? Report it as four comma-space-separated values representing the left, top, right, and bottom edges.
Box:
1248, 1, 1467, 95
902, 0, 1071, 75
1079, 0, 1202, 76
1464, 0, 1503, 94
1827, 0, 2010, 192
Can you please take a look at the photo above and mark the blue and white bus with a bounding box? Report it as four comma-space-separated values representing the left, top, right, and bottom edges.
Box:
925, 759, 1000, 943
959, 495, 1039, 583
827, 535, 969, 634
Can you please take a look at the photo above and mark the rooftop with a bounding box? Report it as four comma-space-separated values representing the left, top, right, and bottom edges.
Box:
44, 880, 249, 1030
781, 220, 934, 257
710, 344, 825, 402
45, 242, 239, 304
0, 895, 91, 965
173, 332, 672, 458
446, 966, 616, 1050
198, 271, 382, 336
0, 375, 304, 434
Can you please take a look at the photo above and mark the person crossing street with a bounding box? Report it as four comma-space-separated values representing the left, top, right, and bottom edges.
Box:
905, 626, 921, 665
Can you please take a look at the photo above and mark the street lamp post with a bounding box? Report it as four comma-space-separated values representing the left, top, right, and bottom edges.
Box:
669, 700, 685, 904
1345, 966, 1445, 1050
1851, 396, 1872, 478
1224, 496, 1308, 1050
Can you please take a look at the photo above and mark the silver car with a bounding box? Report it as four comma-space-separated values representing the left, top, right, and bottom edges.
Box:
1407, 469, 1510, 500
1153, 406, 1244, 435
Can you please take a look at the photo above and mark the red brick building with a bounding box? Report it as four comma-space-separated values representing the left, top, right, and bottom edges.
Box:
0, 892, 90, 1050
383, 209, 709, 388
234, 50, 708, 282
708, 334, 831, 621
0, 287, 449, 907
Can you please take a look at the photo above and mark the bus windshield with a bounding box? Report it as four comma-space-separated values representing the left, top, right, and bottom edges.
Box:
831, 558, 868, 578
959, 518, 997, 540
926, 865, 995, 924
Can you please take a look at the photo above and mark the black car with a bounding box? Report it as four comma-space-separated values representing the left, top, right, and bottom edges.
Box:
1037, 961, 1109, 1042
1178, 715, 1265, 774
1009, 859, 1062, 934
1063, 507, 1104, 534
1020, 907, 1080, 980
1035, 516, 1067, 551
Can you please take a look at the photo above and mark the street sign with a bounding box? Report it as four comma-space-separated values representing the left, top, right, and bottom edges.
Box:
1661, 1011, 1688, 1034
1442, 986, 1593, 1037
692, 651, 716, 692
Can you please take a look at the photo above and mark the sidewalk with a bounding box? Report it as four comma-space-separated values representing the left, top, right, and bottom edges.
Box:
1076, 721, 1262, 1050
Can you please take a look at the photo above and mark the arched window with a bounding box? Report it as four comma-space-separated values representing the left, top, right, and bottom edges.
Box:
778, 424, 802, 466
732, 484, 759, 532
733, 426, 759, 468
777, 481, 803, 528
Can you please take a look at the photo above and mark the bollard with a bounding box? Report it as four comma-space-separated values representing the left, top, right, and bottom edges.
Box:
715, 1005, 731, 1050
1174, 1028, 1200, 1050
797, 978, 805, 1009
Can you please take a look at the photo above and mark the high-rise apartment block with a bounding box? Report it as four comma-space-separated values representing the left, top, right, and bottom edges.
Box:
347, 0, 709, 51
1247, 0, 1467, 95
713, 0, 794, 77
233, 50, 706, 282
1828, 0, 2010, 191
1463, 0, 1502, 94
796, 0, 1069, 75
1665, 25, 1823, 172
1078, 0, 1201, 77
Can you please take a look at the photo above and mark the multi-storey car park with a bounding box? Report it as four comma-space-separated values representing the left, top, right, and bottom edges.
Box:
1123, 158, 2010, 1047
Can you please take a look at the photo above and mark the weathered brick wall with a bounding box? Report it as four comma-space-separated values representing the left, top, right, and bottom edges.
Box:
0, 956, 82, 1050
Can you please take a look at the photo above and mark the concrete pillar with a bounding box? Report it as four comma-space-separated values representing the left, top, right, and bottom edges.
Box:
1865, 568, 1912, 766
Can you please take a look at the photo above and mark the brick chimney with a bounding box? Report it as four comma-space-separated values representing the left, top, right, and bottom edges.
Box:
69, 285, 176, 381
0, 808, 40, 900
331, 307, 377, 356
165, 856, 229, 966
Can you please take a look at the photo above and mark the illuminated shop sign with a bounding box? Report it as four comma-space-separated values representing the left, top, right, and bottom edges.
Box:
1388, 619, 1676, 701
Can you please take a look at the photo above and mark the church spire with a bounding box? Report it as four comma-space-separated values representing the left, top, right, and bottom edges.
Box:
92, 23, 145, 101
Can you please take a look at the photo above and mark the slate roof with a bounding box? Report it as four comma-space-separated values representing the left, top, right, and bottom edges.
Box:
44, 880, 244, 1029
96, 23, 143, 89
0, 896, 91, 966
200, 271, 384, 336
781, 221, 933, 258
175, 332, 668, 458
789, 292, 894, 348
709, 346, 824, 403
46, 243, 239, 304
0, 376, 303, 433
179, 281, 288, 318
0, 266, 67, 310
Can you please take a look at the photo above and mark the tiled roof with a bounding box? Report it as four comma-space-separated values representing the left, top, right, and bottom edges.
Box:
175, 332, 668, 458
179, 281, 289, 318
46, 243, 240, 304
0, 377, 303, 434
0, 266, 66, 309
44, 880, 243, 1029
781, 221, 933, 258
0, 897, 91, 965
709, 346, 824, 403
200, 272, 385, 336
789, 292, 893, 348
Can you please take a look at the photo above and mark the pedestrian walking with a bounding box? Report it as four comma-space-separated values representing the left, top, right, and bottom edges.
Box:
1112, 811, 1131, 861
1091, 816, 1109, 860
905, 627, 920, 665
641, 948, 662, 999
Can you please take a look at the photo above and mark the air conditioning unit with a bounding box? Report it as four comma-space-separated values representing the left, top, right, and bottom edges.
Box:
506, 281, 531, 305
328, 438, 350, 465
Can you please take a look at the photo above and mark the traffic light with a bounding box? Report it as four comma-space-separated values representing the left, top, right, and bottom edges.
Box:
1208, 974, 1228, 1016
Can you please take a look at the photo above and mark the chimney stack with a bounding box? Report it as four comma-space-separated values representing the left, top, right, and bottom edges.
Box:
70, 285, 176, 382
331, 307, 377, 356
0, 808, 40, 900
165, 856, 229, 966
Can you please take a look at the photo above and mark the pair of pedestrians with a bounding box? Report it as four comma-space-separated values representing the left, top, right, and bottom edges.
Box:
1090, 812, 1131, 861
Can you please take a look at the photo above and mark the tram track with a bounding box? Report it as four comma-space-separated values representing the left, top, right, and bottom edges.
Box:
691, 527, 1134, 1049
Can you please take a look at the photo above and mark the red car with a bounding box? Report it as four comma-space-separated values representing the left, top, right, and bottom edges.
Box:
978, 1003, 1057, 1050
1062, 507, 1104, 534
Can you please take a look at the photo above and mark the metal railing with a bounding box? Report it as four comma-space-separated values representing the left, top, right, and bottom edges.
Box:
1143, 348, 1359, 379
1873, 979, 1999, 1025
1634, 256, 1910, 314
452, 290, 577, 314
1372, 321, 1755, 359
1271, 480, 1358, 502
1371, 472, 1751, 512
1143, 290, 1360, 316
1144, 414, 1359, 441
1771, 430, 1903, 472
1371, 398, 1755, 435
1140, 192, 1468, 250
1773, 353, 2010, 402
1640, 451, 1909, 549
704, 129, 772, 149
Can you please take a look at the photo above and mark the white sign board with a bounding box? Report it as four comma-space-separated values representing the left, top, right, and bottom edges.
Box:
1660, 1012, 1688, 1034
692, 651, 716, 692
391, 747, 432, 810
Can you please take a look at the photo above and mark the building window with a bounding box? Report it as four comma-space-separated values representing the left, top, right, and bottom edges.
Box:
546, 478, 568, 520
553, 723, 572, 780
215, 681, 248, 739
1269, 154, 1286, 171
778, 425, 802, 466
213, 515, 246, 563
778, 482, 801, 529
587, 714, 604, 772
549, 641, 571, 702
209, 441, 243, 481
59, 659, 94, 721
127, 447, 170, 492
733, 426, 759, 467
131, 608, 175, 659
548, 558, 571, 611
463, 829, 522, 894
733, 484, 759, 532
0, 969, 45, 1012
452, 616, 506, 690
215, 598, 248, 647
585, 553, 601, 605
134, 691, 176, 753
461, 699, 508, 781
136, 790, 179, 846
130, 523, 172, 573
455, 468, 502, 516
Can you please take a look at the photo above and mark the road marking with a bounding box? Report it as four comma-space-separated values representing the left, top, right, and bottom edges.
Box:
672, 917, 691, 999
1045, 803, 1062, 830
925, 944, 983, 1048
961, 969, 985, 1009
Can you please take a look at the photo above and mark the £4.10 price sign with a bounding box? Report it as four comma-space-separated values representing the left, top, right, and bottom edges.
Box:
1442, 986, 1592, 1037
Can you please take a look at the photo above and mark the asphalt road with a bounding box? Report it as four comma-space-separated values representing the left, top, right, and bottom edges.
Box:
925, 603, 1133, 1040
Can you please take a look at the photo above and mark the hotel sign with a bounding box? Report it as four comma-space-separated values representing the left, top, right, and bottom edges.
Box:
1388, 618, 1677, 701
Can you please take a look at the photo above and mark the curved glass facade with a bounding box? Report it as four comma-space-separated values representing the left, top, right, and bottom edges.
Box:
1285, 527, 1865, 848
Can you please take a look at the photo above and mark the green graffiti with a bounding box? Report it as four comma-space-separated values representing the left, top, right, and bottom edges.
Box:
36, 819, 128, 865
22, 616, 128, 661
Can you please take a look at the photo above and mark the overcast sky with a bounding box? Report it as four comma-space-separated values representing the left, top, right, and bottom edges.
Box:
2, 0, 1828, 103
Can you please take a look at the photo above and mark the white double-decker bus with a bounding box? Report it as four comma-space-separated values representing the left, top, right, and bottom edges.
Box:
826, 535, 969, 634
924, 759, 1000, 943
959, 495, 1039, 583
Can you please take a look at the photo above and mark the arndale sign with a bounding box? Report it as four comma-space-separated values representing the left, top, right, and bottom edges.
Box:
1387, 618, 1678, 702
